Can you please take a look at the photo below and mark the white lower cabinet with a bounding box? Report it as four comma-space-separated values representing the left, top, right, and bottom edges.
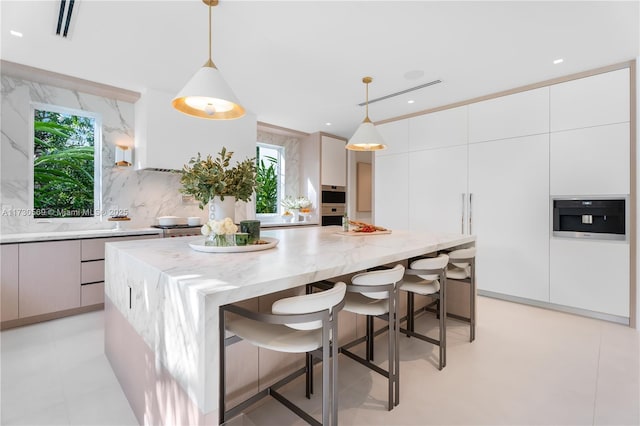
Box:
374, 153, 409, 231
408, 146, 468, 233
550, 238, 629, 317
469, 134, 550, 301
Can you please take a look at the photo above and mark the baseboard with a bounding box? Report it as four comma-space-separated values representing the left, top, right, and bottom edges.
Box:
477, 290, 630, 326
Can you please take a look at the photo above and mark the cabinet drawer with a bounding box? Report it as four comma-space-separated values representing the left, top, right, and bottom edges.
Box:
81, 260, 104, 284
81, 234, 159, 261
81, 282, 104, 306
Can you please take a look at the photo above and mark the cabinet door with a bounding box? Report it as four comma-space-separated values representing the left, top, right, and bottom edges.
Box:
408, 146, 468, 234
550, 238, 629, 317
320, 136, 347, 187
469, 134, 550, 301
376, 120, 409, 156
374, 153, 409, 231
550, 68, 630, 132
469, 87, 549, 143
550, 122, 630, 196
409, 106, 467, 151
19, 240, 81, 317
1, 244, 19, 321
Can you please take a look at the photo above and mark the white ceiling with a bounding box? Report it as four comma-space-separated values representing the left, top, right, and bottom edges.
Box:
2, 1, 639, 138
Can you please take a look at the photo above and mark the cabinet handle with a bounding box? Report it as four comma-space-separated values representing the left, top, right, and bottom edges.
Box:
461, 193, 465, 234
128, 286, 132, 309
469, 193, 473, 235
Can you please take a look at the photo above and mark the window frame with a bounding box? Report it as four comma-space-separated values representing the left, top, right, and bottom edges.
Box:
29, 102, 103, 223
256, 142, 285, 218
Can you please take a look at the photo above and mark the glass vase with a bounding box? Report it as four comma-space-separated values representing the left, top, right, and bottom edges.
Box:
205, 233, 232, 247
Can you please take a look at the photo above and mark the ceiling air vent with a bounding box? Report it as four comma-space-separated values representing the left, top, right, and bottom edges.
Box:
55, 0, 75, 38
358, 79, 443, 106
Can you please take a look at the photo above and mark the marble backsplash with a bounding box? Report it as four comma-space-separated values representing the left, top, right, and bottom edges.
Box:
256, 129, 301, 199
1, 76, 210, 233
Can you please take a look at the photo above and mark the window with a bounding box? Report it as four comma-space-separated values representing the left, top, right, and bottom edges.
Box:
31, 103, 101, 219
255, 143, 285, 215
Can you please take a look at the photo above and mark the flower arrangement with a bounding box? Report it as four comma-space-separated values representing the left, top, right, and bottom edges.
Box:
281, 195, 312, 211
201, 217, 238, 246
180, 147, 257, 209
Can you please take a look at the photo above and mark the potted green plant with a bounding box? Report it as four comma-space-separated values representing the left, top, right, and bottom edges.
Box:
180, 147, 256, 222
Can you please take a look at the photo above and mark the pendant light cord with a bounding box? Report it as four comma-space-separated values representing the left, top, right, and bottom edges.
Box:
365, 80, 369, 119
208, 1, 212, 63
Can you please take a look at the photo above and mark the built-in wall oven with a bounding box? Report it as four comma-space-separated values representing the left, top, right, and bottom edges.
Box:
552, 197, 627, 241
321, 185, 346, 226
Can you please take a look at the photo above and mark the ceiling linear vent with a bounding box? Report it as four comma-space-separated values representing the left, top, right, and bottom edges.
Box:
55, 0, 75, 38
357, 79, 443, 106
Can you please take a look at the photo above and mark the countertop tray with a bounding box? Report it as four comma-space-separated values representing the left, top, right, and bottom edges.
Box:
335, 230, 392, 236
189, 237, 279, 253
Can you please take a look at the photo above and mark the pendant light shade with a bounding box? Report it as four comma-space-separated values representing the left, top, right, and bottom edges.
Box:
346, 76, 386, 151
172, 0, 245, 120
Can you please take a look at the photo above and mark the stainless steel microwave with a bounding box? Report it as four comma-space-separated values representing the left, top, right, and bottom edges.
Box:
552, 196, 627, 241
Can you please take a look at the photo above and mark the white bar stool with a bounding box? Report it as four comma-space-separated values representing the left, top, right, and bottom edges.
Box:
445, 247, 477, 342
219, 282, 347, 426
338, 264, 405, 411
400, 254, 449, 370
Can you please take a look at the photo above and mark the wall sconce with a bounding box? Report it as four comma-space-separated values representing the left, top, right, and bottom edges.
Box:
115, 145, 133, 167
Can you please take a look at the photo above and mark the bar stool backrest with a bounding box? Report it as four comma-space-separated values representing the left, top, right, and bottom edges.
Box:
352, 264, 405, 299
448, 247, 476, 268
271, 282, 347, 330
410, 254, 449, 280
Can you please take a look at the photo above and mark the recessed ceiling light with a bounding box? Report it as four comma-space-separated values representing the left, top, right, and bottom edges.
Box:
553, 58, 564, 65
408, 100, 415, 104
325, 122, 332, 126
10, 30, 23, 38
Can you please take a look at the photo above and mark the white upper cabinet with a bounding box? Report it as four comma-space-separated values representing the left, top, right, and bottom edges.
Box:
134, 88, 257, 171
320, 135, 347, 187
468, 87, 549, 143
550, 68, 630, 132
409, 106, 468, 151
375, 120, 409, 156
374, 153, 409, 231
550, 122, 630, 196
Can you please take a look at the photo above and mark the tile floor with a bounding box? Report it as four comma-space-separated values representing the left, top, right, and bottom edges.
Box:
1, 296, 638, 425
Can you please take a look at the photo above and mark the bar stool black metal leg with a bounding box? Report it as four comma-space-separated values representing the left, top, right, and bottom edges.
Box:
366, 315, 374, 361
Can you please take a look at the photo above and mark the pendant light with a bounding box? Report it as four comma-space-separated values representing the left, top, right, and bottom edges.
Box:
172, 0, 245, 120
346, 76, 386, 151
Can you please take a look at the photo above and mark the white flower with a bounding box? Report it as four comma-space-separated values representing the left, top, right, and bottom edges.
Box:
201, 224, 211, 236
207, 217, 238, 235
211, 220, 224, 235
222, 217, 238, 234
282, 195, 311, 209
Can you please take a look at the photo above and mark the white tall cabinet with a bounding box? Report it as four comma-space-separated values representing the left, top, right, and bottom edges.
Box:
467, 87, 551, 302
374, 121, 409, 231
468, 134, 550, 301
408, 107, 468, 234
374, 66, 632, 321
548, 68, 631, 318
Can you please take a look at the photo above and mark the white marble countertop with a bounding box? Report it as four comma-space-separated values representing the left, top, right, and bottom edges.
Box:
104, 226, 475, 418
0, 227, 162, 244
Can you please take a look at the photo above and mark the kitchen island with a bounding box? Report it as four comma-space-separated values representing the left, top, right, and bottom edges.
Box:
104, 226, 475, 425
